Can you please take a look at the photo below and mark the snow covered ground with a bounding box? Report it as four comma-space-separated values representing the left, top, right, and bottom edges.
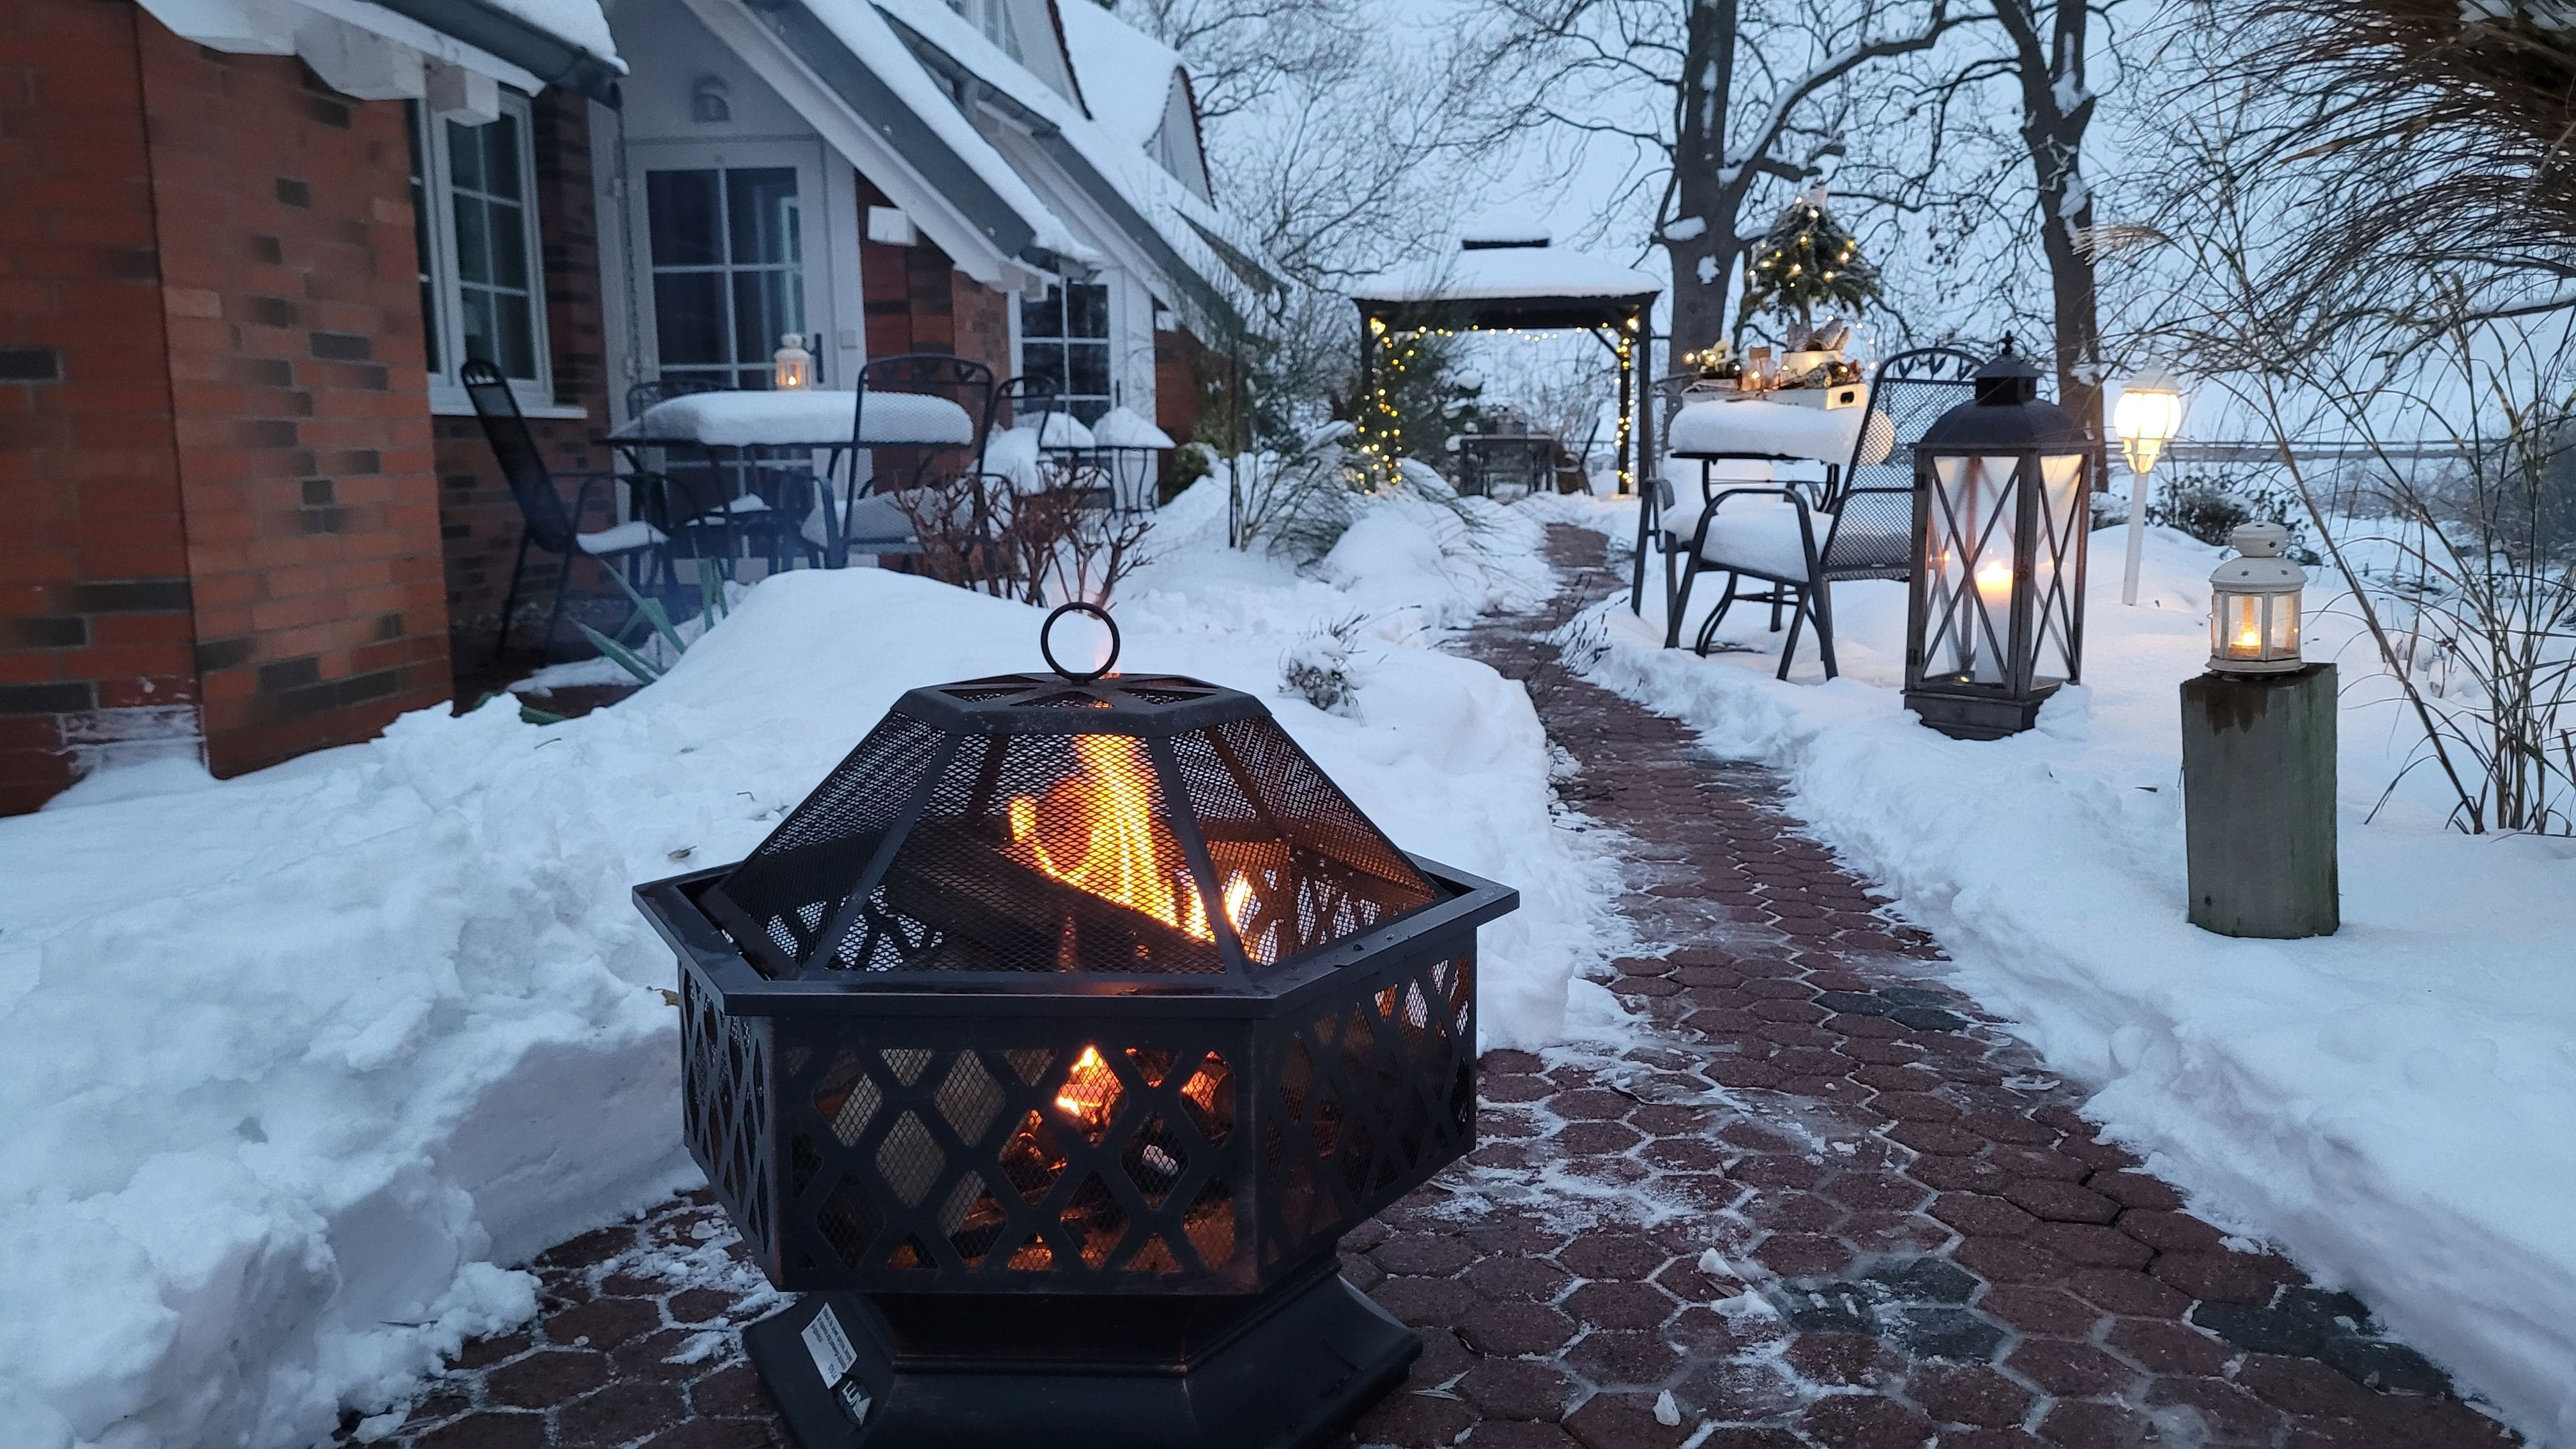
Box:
1541, 494, 2576, 1443
0, 482, 1623, 1449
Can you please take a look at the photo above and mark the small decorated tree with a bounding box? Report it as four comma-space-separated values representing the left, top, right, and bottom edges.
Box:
1743, 187, 1880, 334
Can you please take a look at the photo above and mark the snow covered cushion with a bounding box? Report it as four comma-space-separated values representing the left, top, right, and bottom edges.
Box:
1683, 496, 1831, 579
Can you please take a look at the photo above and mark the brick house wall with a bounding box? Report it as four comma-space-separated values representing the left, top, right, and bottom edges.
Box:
1, 0, 457, 811
858, 178, 1015, 383
433, 88, 614, 652
0, 0, 195, 813
137, 24, 452, 777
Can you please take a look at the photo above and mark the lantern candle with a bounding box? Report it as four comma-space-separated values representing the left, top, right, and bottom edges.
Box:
2207, 523, 2304, 673
1901, 343, 2095, 739
772, 332, 814, 391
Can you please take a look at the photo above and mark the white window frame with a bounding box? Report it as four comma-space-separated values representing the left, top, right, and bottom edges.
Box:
413, 95, 576, 417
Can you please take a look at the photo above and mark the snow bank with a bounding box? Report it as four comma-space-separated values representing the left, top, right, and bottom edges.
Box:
0, 485, 1619, 1448
1569, 496, 2576, 1441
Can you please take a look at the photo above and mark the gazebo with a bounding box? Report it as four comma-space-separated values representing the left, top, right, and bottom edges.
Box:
1350, 231, 1663, 497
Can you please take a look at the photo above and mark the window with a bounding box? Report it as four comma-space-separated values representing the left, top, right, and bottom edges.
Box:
408, 98, 552, 406
1020, 281, 1110, 423
643, 166, 805, 391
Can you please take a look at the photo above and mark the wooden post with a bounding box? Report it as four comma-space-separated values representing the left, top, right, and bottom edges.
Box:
2179, 663, 2339, 939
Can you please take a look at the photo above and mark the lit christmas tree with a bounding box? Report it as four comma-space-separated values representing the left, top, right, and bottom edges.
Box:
1743, 187, 1880, 334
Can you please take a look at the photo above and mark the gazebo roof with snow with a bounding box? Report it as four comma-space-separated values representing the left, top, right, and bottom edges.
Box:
1350, 231, 1661, 330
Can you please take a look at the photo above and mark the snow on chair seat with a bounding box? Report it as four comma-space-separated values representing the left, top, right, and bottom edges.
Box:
574, 519, 670, 556
1692, 495, 1835, 579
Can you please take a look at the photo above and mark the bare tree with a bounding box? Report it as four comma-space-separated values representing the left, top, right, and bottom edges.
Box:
1991, 0, 2104, 436
1114, 0, 1500, 445
1457, 0, 1975, 355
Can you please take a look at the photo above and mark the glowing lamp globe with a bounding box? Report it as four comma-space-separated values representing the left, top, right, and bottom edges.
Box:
2112, 371, 2184, 476
2208, 522, 2304, 674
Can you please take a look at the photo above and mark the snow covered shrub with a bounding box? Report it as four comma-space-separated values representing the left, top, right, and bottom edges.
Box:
2146, 470, 2315, 559
1227, 422, 1369, 558
1280, 614, 1370, 716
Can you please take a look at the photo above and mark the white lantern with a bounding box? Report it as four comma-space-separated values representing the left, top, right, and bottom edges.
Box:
2112, 369, 2185, 607
772, 332, 815, 390
2207, 522, 2304, 673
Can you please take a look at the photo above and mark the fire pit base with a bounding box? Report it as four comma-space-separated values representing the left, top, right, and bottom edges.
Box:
742, 1262, 1419, 1449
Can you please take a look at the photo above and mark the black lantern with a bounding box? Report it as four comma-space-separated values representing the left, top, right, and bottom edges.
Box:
1902, 344, 2095, 739
633, 608, 1517, 1449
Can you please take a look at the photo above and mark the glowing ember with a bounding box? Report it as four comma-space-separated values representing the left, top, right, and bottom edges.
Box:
1055, 1045, 1120, 1133
1008, 735, 1256, 942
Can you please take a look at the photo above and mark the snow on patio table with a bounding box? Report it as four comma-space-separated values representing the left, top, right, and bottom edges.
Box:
1532, 491, 2576, 1442
0, 484, 1620, 1449
614, 389, 975, 447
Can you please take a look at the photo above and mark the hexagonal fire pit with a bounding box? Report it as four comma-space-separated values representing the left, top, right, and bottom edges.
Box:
634, 627, 1516, 1449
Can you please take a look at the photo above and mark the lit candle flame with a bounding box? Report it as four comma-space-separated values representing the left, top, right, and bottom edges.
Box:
1974, 560, 2014, 607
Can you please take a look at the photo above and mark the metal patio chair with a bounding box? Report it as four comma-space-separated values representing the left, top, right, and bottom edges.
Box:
462, 358, 724, 659
824, 354, 1000, 565
1662, 346, 1985, 678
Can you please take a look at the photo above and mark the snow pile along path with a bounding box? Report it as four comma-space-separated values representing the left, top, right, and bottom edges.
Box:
1556, 497, 2576, 1443
0, 485, 1620, 1449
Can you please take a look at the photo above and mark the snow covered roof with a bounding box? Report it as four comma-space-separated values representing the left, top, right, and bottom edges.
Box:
1053, 0, 1208, 196
141, 0, 625, 101
872, 0, 1275, 337
1353, 243, 1663, 306
707, 0, 1093, 284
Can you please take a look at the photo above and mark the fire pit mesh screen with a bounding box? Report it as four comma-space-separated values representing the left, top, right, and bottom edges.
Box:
693, 944, 1476, 1292
707, 686, 1445, 979
767, 1028, 1255, 1287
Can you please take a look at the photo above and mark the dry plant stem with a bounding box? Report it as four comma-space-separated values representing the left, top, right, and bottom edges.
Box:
2239, 378, 2485, 831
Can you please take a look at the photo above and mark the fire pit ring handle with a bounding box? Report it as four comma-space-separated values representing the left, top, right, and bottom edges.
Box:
1040, 601, 1121, 683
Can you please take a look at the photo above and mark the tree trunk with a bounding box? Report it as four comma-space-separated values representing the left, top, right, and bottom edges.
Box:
1998, 0, 2101, 442
1666, 0, 1741, 356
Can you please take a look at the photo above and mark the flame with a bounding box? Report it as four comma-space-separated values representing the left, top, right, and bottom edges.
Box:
1055, 1046, 1119, 1132
1974, 560, 2014, 606
1008, 735, 1256, 942
2234, 626, 2263, 652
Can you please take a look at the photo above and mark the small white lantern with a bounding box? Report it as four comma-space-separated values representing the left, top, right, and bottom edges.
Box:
2208, 522, 2304, 673
2112, 368, 2185, 607
772, 332, 815, 390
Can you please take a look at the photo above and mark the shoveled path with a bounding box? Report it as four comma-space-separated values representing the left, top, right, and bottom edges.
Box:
352, 528, 2515, 1449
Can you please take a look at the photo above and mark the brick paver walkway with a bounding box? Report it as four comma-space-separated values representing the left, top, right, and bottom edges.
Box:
355, 528, 2515, 1449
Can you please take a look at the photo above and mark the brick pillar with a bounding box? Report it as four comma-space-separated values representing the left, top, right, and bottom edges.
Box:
135, 30, 452, 778
0, 0, 196, 813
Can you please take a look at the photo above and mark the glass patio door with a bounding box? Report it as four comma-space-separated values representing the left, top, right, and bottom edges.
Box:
629, 142, 832, 393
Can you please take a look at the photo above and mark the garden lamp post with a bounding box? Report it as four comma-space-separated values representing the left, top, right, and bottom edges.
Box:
2113, 369, 2185, 606
1902, 342, 2097, 740
2180, 521, 2336, 938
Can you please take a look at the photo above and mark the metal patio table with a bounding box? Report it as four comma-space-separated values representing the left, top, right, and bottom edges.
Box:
602, 390, 981, 570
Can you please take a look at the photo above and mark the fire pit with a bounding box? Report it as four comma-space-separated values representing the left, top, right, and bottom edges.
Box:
633, 607, 1517, 1449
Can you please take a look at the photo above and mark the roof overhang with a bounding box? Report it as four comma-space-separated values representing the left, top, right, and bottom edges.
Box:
684, 0, 1058, 294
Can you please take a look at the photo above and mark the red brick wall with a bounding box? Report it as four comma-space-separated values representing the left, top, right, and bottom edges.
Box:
858, 178, 1015, 381
0, 0, 195, 814
1155, 323, 1211, 446
0, 0, 475, 811
135, 27, 451, 778
434, 86, 613, 650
